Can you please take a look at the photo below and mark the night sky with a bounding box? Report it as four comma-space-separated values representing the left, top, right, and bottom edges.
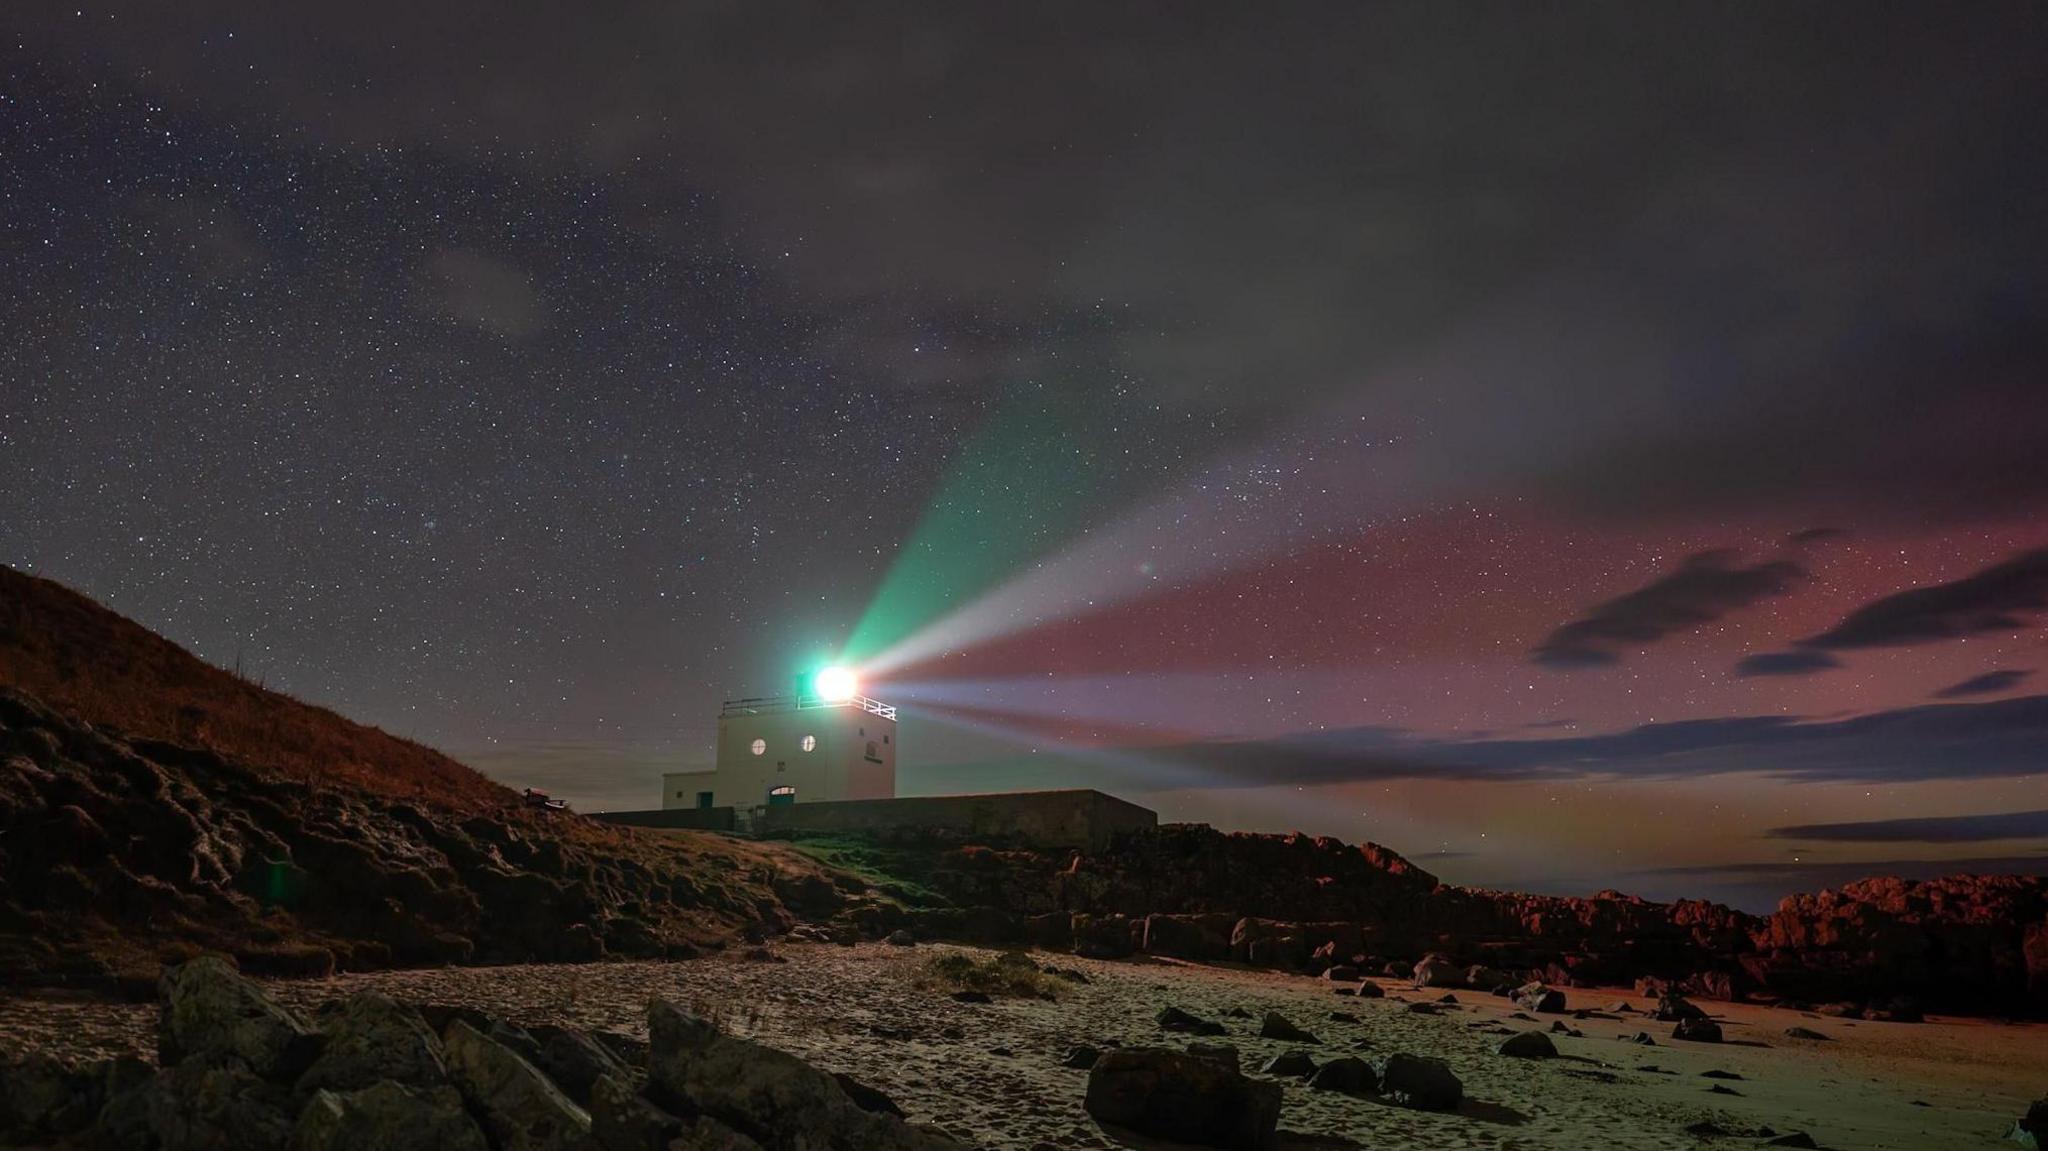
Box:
5, 4, 2045, 909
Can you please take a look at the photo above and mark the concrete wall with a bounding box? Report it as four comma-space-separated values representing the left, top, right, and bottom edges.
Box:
593, 806, 737, 831
756, 788, 1156, 851
672, 701, 896, 810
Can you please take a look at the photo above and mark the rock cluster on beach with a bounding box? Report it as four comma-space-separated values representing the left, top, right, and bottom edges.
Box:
854, 823, 2048, 1017
0, 955, 963, 1150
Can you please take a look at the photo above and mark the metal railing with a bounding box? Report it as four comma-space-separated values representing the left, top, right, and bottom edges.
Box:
719, 694, 896, 720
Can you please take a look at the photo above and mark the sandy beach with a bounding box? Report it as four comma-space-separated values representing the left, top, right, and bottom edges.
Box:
5, 940, 2039, 1150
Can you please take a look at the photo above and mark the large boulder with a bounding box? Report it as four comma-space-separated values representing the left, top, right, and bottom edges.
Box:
1157, 1006, 1228, 1036
2009, 1095, 2046, 1150
158, 957, 321, 1082
1374, 1053, 1462, 1111
294, 1081, 489, 1151
142, 1059, 294, 1151
1411, 953, 1461, 988
1083, 1048, 1282, 1150
646, 1000, 959, 1149
297, 993, 447, 1095
1652, 993, 1707, 1022
1514, 983, 1566, 1013
443, 1019, 592, 1150
1305, 1056, 1376, 1097
590, 1071, 684, 1151
1672, 1017, 1724, 1043
527, 1024, 629, 1108
1143, 913, 1233, 961
1496, 1031, 1556, 1058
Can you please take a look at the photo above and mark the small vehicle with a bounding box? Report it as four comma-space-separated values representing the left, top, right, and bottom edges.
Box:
522, 787, 569, 812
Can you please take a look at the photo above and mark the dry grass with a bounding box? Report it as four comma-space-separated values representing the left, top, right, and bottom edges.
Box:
915, 950, 1064, 1000
0, 566, 509, 809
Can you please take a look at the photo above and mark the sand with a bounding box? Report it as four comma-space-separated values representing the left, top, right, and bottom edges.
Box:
4, 942, 2040, 1150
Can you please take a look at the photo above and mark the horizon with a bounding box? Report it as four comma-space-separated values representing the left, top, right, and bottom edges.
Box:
5, 4, 2045, 916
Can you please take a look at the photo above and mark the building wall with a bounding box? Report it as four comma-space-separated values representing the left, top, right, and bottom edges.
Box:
756, 788, 1157, 851
664, 701, 896, 809
598, 805, 736, 831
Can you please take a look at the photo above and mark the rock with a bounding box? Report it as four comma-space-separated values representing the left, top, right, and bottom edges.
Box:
590, 1072, 683, 1151
443, 1019, 592, 1150
1671, 1018, 1723, 1043
1411, 953, 1460, 988
1060, 1045, 1102, 1070
1700, 1069, 1742, 1080
294, 1081, 488, 1151
158, 957, 322, 1082
142, 1059, 294, 1151
673, 1114, 769, 1149
1403, 1002, 1440, 1014
1374, 1053, 1462, 1111
1876, 997, 1924, 1023
1306, 1056, 1376, 1096
1631, 1032, 1657, 1045
1354, 980, 1386, 998
1327, 1011, 1359, 1023
1260, 1051, 1318, 1079
2011, 1096, 2048, 1150
0, 1053, 103, 1141
297, 993, 447, 1095
1157, 1006, 1228, 1036
1083, 1048, 1282, 1150
1465, 965, 1509, 989
1321, 964, 1359, 982
1257, 1012, 1318, 1044
1763, 1134, 1818, 1148
831, 1073, 904, 1117
1435, 993, 1459, 1004
1817, 1002, 1865, 1019
1143, 913, 1234, 961
1496, 1031, 1556, 1058
948, 991, 991, 1004
885, 930, 916, 946
528, 1025, 628, 1108
1784, 1026, 1830, 1041
1651, 993, 1706, 1022
1707, 1083, 1742, 1096
1514, 982, 1566, 1013
646, 1000, 959, 1149
1184, 1043, 1241, 1072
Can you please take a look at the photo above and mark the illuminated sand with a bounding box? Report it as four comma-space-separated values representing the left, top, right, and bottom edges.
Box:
6, 943, 2038, 1150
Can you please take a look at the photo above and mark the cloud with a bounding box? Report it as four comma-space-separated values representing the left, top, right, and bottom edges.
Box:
933, 693, 2048, 793
1622, 853, 2048, 913
1766, 809, 2048, 844
1933, 669, 2033, 699
22, 5, 2048, 521
1800, 548, 2048, 650
1533, 550, 1804, 668
419, 248, 548, 339
1734, 650, 1842, 677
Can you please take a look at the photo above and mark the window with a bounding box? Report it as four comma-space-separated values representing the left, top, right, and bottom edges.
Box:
750, 738, 766, 755
865, 740, 880, 762
801, 734, 816, 752
883, 734, 890, 745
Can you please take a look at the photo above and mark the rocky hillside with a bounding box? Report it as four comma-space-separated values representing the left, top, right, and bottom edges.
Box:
798, 825, 2048, 1016
0, 569, 879, 992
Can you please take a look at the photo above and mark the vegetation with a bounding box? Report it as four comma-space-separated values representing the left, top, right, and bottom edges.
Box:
915, 950, 1063, 1000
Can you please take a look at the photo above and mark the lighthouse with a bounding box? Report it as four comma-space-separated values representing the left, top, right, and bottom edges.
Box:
661, 666, 896, 812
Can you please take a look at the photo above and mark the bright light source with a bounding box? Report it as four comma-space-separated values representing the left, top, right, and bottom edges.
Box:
814, 665, 858, 702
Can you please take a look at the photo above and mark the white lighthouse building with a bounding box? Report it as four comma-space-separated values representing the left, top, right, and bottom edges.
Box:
661, 669, 896, 813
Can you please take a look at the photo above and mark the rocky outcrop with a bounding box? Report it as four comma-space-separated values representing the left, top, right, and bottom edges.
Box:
1082, 1048, 1282, 1150
646, 1000, 959, 1149
0, 957, 962, 1151
1753, 875, 2048, 1015
0, 685, 878, 990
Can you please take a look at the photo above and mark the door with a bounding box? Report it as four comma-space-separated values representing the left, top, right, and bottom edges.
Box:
767, 785, 797, 807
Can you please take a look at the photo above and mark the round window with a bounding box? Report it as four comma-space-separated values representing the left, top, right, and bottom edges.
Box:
801, 735, 817, 752
750, 738, 766, 756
